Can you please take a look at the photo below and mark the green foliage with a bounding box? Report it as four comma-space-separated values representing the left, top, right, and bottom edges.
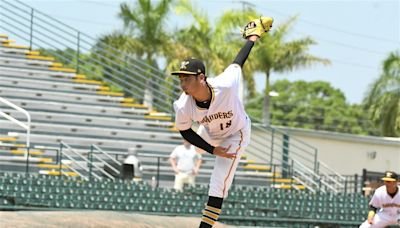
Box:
118, 0, 173, 65
91, 0, 176, 108
364, 51, 400, 137
251, 16, 331, 125
246, 80, 379, 135
35, 1, 398, 137
37, 48, 103, 80
167, 1, 258, 97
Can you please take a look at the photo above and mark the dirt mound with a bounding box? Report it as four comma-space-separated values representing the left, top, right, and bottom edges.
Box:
0, 210, 236, 228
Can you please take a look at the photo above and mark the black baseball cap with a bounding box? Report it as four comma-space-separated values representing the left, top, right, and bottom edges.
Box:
171, 58, 205, 76
382, 171, 398, 182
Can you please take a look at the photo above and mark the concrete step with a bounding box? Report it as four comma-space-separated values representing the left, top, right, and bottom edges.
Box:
0, 97, 150, 118
0, 56, 55, 68
1, 109, 174, 132
14, 133, 178, 153
0, 86, 127, 106
0, 65, 78, 79
0, 75, 101, 93
0, 155, 53, 163
0, 120, 180, 143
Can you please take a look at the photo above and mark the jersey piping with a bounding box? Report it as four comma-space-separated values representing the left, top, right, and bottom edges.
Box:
222, 130, 243, 196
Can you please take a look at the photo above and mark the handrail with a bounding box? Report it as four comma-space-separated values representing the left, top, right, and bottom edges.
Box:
0, 96, 30, 152
60, 152, 88, 180
292, 176, 315, 193
291, 159, 324, 192
319, 160, 346, 181
0, 0, 349, 193
251, 122, 348, 192
91, 152, 116, 180
92, 145, 122, 166
318, 161, 345, 190
1, 0, 181, 114
91, 144, 121, 178
252, 124, 316, 166
253, 122, 319, 152
60, 141, 102, 180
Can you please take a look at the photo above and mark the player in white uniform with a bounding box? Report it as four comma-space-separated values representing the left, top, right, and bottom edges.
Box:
171, 17, 273, 228
360, 171, 400, 228
170, 140, 202, 191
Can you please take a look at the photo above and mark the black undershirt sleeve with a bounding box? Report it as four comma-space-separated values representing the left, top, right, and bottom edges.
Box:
369, 205, 377, 213
233, 40, 255, 67
182, 41, 254, 154
179, 128, 215, 154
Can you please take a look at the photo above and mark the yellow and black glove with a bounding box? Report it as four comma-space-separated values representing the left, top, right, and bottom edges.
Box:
241, 16, 273, 39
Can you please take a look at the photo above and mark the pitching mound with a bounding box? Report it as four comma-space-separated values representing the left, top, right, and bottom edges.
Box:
0, 210, 236, 228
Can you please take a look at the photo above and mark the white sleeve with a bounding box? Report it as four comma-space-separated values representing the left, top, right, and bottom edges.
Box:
173, 101, 192, 130
369, 191, 381, 208
170, 146, 178, 158
215, 64, 242, 90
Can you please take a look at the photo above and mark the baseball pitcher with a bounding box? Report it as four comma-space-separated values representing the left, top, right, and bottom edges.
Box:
172, 17, 273, 228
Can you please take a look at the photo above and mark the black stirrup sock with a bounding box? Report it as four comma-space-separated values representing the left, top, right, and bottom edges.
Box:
199, 196, 223, 228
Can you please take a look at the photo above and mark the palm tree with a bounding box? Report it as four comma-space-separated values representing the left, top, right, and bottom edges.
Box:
166, 0, 259, 97
364, 51, 400, 137
253, 16, 331, 126
118, 0, 173, 67
118, 0, 174, 109
171, 0, 225, 75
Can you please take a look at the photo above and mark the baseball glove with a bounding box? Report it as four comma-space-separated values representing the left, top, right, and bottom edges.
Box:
241, 16, 274, 39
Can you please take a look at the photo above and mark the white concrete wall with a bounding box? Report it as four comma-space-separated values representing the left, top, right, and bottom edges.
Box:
278, 127, 400, 175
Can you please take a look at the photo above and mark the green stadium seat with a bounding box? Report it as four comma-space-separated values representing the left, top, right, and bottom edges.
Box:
95, 204, 104, 210
0, 198, 10, 206
47, 194, 57, 200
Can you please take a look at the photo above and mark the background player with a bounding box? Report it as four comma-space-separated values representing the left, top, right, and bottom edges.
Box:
359, 171, 400, 227
171, 17, 273, 228
169, 140, 202, 191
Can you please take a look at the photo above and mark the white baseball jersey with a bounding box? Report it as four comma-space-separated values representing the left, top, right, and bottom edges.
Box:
370, 185, 400, 216
170, 144, 202, 173
360, 185, 400, 227
173, 63, 251, 198
173, 64, 248, 140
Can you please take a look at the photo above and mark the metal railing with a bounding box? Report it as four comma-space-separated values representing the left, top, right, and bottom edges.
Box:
250, 121, 345, 193
0, 96, 30, 152
90, 144, 121, 180
0, 0, 348, 193
59, 141, 105, 180
0, 0, 181, 114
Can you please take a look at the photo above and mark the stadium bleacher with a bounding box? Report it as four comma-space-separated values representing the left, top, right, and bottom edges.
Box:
1, 34, 282, 188
0, 1, 373, 226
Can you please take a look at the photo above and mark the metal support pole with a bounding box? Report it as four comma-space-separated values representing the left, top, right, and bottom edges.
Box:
59, 143, 63, 177
314, 148, 318, 174
29, 9, 34, 50
25, 146, 30, 174
156, 157, 160, 188
272, 164, 276, 191
290, 159, 294, 190
270, 128, 274, 168
282, 134, 289, 178
354, 173, 358, 194
76, 32, 81, 73
89, 145, 93, 180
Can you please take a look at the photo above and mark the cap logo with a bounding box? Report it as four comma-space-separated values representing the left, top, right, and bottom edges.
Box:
387, 172, 393, 178
180, 61, 189, 70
